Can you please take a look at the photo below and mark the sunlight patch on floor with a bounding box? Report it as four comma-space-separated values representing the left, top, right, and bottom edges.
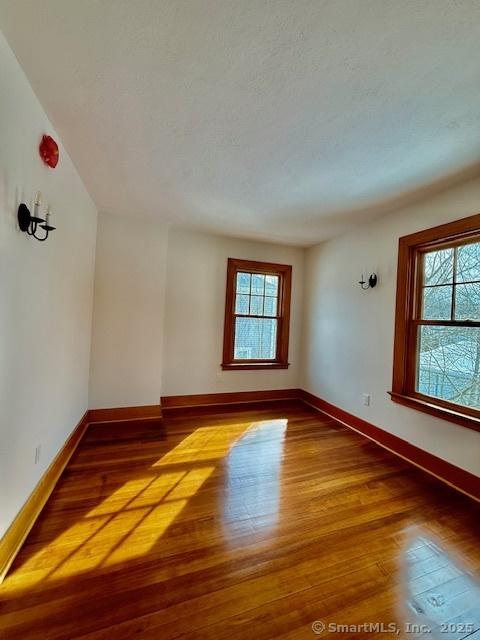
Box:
103, 499, 189, 567
152, 423, 254, 466
50, 507, 152, 579
85, 476, 171, 517
2, 418, 286, 591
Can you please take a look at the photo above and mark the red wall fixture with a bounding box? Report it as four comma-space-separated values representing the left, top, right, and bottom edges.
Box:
39, 135, 59, 168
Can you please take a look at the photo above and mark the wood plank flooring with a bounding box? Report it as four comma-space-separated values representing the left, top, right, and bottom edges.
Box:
1, 400, 479, 639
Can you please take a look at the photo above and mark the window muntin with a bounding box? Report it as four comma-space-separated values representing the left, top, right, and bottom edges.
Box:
391, 215, 480, 431
222, 259, 291, 370
233, 271, 279, 360
416, 240, 480, 409
235, 272, 278, 316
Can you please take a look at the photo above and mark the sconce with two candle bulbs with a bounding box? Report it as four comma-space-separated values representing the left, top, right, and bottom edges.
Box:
17, 192, 56, 241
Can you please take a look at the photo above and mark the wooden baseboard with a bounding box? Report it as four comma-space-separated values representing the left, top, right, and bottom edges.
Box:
161, 389, 301, 414
87, 404, 162, 423
299, 389, 480, 503
3, 390, 477, 585
0, 403, 163, 583
0, 411, 89, 583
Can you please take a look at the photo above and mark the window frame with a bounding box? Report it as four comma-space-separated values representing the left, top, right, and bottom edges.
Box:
222, 258, 292, 370
390, 213, 480, 432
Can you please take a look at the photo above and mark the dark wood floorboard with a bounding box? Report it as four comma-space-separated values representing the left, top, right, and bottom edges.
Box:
1, 400, 479, 639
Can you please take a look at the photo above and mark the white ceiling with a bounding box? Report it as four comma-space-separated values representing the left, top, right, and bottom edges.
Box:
1, 1, 480, 246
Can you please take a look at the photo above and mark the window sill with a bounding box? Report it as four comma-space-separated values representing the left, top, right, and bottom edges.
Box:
389, 391, 480, 433
221, 362, 290, 371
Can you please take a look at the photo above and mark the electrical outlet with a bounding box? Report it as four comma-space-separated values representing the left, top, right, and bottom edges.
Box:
362, 393, 371, 407
34, 444, 41, 465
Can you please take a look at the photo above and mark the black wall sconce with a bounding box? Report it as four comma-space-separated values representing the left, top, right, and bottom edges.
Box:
358, 273, 377, 290
18, 192, 55, 242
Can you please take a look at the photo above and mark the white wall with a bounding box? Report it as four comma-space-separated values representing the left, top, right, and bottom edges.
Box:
162, 229, 304, 396
89, 212, 169, 409
0, 31, 97, 537
302, 177, 480, 476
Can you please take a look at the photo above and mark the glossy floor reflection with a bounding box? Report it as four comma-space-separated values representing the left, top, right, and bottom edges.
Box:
402, 534, 480, 638
0, 401, 479, 639
223, 418, 287, 538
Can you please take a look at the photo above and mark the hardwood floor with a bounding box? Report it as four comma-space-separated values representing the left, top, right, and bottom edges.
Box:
1, 400, 479, 639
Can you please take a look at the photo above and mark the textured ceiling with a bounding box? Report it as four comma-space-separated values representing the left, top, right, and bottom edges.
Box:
1, 0, 480, 245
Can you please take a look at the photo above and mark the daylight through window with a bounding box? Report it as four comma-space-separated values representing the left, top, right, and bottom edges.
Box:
391, 215, 480, 431
418, 242, 480, 408
222, 259, 292, 370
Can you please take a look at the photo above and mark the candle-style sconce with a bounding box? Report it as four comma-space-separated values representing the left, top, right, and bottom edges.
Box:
358, 273, 377, 290
17, 192, 56, 241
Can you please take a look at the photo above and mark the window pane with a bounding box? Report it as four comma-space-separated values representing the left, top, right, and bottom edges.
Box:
264, 296, 278, 317
457, 242, 480, 283
251, 274, 265, 295
265, 275, 279, 296
234, 318, 277, 359
423, 248, 454, 286
422, 285, 452, 320
235, 294, 249, 314
455, 283, 480, 321
250, 295, 264, 315
417, 326, 480, 408
236, 273, 251, 294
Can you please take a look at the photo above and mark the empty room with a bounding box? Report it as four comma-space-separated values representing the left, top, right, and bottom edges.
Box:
1, 1, 480, 638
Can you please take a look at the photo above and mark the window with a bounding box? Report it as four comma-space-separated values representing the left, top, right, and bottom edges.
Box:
222, 258, 292, 370
391, 214, 480, 432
